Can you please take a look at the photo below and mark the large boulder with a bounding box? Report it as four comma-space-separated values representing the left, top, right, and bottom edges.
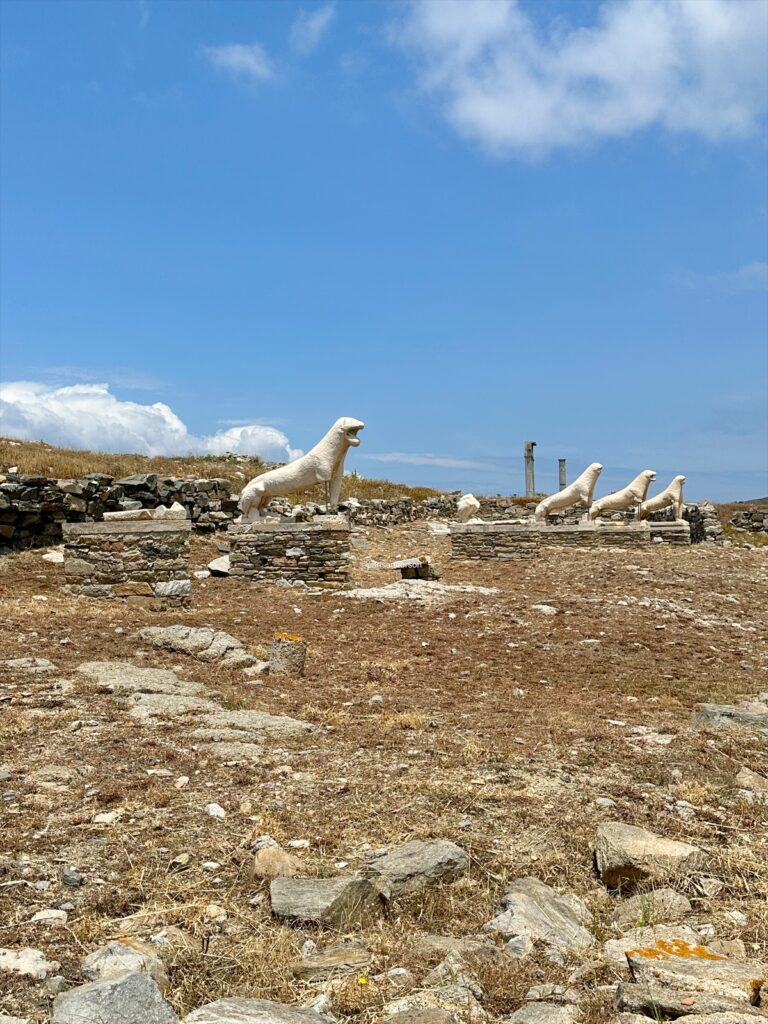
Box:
52, 972, 178, 1024
270, 877, 385, 928
482, 877, 594, 962
594, 822, 705, 890
183, 999, 336, 1024
363, 840, 468, 897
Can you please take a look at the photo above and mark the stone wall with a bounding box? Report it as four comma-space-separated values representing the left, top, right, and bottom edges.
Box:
0, 472, 237, 550
229, 516, 351, 585
729, 506, 768, 534
62, 520, 191, 606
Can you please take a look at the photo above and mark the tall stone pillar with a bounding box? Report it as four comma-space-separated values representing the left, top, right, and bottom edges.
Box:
524, 441, 537, 497
558, 459, 567, 489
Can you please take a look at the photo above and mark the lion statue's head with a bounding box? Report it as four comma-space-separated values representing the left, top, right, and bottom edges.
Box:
333, 417, 365, 447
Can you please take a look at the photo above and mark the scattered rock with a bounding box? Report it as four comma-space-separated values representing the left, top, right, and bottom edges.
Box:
251, 845, 303, 880
384, 1010, 460, 1024
692, 698, 768, 730
531, 605, 558, 616
52, 971, 178, 1024
413, 935, 505, 963
291, 939, 371, 981
1, 657, 56, 673
81, 939, 168, 990
383, 985, 484, 1021
270, 877, 386, 927
483, 877, 593, 962
735, 766, 768, 802
0, 946, 60, 980
183, 998, 336, 1024
508, 1006, 576, 1024
208, 555, 231, 577
205, 803, 227, 819
594, 822, 705, 890
342, 580, 497, 605
30, 908, 68, 926
364, 840, 468, 897
61, 865, 85, 887
610, 887, 692, 932
42, 549, 64, 563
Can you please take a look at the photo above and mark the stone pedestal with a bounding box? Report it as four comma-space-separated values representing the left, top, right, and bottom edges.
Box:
450, 520, 656, 559
62, 520, 191, 606
450, 522, 541, 560
270, 633, 307, 676
228, 515, 351, 585
648, 520, 691, 545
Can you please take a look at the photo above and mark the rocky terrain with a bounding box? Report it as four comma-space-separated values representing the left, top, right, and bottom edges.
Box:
1, 523, 766, 1023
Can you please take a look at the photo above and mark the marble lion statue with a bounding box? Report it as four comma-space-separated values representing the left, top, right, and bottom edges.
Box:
239, 417, 364, 522
589, 469, 656, 521
534, 462, 603, 522
638, 474, 686, 522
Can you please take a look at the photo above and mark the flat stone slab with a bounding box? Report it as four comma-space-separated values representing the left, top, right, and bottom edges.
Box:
1, 657, 56, 674
364, 840, 468, 897
508, 1005, 576, 1024
625, 939, 767, 1011
128, 692, 221, 721
692, 699, 768, 729
616, 982, 763, 1019
343, 581, 497, 604
183, 999, 336, 1024
77, 661, 207, 697
63, 520, 191, 536
197, 709, 316, 741
52, 972, 178, 1024
81, 939, 168, 989
483, 876, 593, 961
594, 822, 705, 890
270, 877, 385, 928
291, 939, 371, 981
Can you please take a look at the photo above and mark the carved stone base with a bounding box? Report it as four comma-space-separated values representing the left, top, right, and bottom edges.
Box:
449, 522, 540, 560
538, 522, 652, 547
229, 515, 351, 584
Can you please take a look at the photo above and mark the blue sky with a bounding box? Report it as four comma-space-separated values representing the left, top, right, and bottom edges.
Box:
1, 0, 767, 500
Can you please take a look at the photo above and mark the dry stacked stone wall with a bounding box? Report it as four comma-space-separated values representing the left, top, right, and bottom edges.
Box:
450, 523, 541, 560
62, 520, 191, 606
729, 506, 768, 535
229, 516, 351, 585
0, 472, 237, 550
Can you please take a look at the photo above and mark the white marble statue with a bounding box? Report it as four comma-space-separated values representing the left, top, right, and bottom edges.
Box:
239, 417, 364, 522
638, 474, 686, 522
534, 462, 603, 522
589, 469, 656, 520
456, 493, 481, 522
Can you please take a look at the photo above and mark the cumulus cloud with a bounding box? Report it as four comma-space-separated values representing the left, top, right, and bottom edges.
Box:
291, 2, 336, 54
393, 0, 768, 157
0, 382, 301, 462
204, 42, 274, 82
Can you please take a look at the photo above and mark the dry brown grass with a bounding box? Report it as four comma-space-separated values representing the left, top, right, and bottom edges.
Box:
0, 524, 766, 1021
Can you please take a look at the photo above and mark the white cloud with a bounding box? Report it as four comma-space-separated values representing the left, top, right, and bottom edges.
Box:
364, 451, 493, 471
204, 42, 274, 83
675, 261, 768, 294
394, 0, 768, 157
0, 382, 301, 462
291, 2, 336, 55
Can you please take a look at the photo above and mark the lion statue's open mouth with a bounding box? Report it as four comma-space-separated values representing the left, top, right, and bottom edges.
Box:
345, 424, 363, 447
